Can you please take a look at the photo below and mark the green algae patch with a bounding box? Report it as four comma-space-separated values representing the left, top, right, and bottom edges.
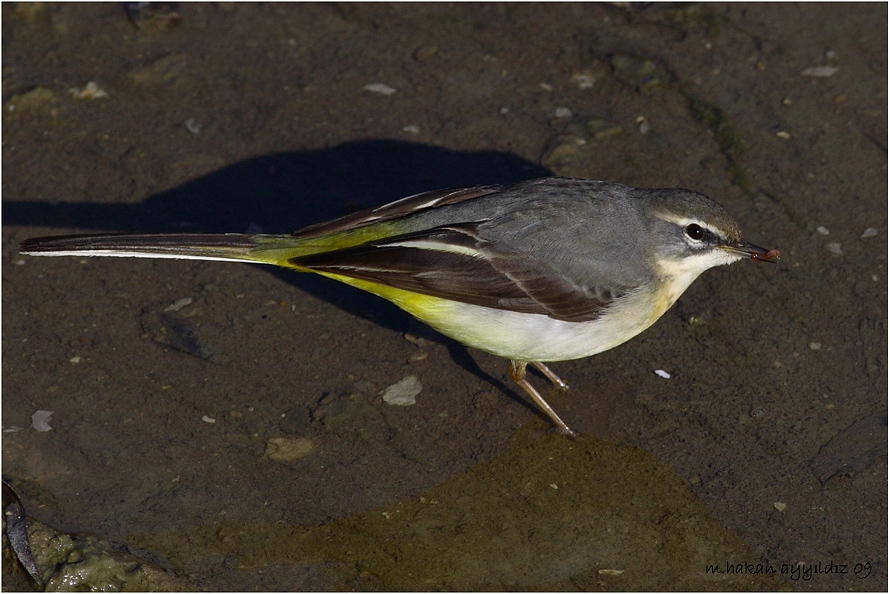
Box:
133, 430, 787, 590
682, 89, 751, 191
12, 517, 191, 591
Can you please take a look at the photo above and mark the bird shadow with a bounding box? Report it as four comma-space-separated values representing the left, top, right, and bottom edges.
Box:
4, 139, 550, 412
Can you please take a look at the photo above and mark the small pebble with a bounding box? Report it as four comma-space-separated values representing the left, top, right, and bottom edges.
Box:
404, 331, 435, 347
413, 46, 437, 61
265, 437, 314, 462
816, 226, 830, 235
69, 356, 81, 364
184, 119, 201, 134
571, 73, 595, 89
69, 81, 108, 99
654, 369, 671, 379
539, 82, 553, 91
826, 242, 843, 255
201, 415, 216, 424
801, 66, 838, 77
861, 227, 878, 238
402, 125, 419, 134
776, 131, 791, 139
31, 410, 53, 432
380, 375, 421, 406
809, 342, 821, 350
165, 297, 193, 312
554, 107, 572, 119
773, 502, 787, 512
363, 83, 396, 96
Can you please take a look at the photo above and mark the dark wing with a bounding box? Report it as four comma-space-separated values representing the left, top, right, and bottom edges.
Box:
483, 250, 626, 322
290, 223, 622, 322
290, 186, 501, 239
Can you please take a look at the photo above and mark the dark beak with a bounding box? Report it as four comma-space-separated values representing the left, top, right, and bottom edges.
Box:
720, 240, 780, 263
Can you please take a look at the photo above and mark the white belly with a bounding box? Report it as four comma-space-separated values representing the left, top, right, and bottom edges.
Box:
415, 290, 663, 362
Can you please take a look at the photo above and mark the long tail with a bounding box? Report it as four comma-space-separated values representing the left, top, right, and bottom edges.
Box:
19, 233, 312, 267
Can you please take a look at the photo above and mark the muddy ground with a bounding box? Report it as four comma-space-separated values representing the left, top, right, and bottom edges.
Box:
2, 3, 886, 591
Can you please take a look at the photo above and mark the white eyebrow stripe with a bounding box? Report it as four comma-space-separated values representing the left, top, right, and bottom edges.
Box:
653, 212, 724, 236
654, 212, 700, 226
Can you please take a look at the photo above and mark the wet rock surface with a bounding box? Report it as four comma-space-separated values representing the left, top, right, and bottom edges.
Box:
3, 3, 886, 591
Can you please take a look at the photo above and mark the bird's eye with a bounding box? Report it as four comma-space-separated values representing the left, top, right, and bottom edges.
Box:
685, 224, 705, 241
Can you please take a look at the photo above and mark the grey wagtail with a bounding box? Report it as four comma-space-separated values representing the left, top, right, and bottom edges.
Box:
20, 177, 778, 435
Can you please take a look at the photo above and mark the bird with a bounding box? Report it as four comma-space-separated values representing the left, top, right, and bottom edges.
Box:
20, 177, 778, 435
